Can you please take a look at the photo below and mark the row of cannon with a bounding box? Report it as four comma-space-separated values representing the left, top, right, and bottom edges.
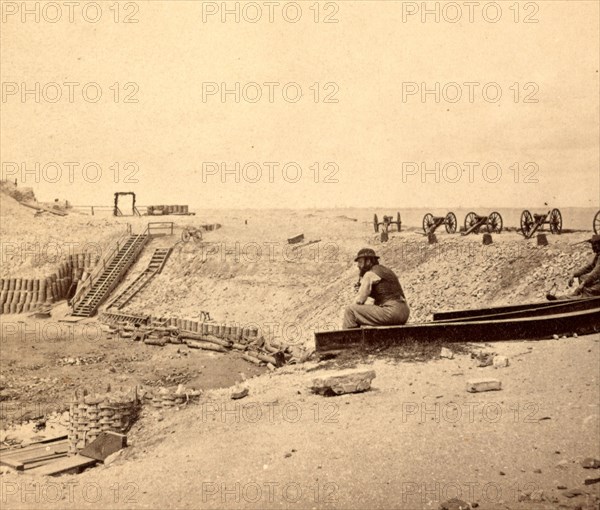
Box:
374, 209, 600, 238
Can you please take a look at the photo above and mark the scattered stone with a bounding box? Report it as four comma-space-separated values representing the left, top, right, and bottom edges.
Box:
231, 388, 249, 400
471, 352, 494, 367
534, 468, 542, 473
466, 379, 502, 393
553, 334, 559, 340
584, 477, 600, 485
556, 460, 569, 469
440, 347, 454, 359
103, 449, 123, 466
581, 458, 600, 469
311, 369, 376, 396
557, 485, 567, 490
482, 233, 493, 245
562, 489, 583, 498
499, 471, 506, 475
529, 489, 545, 502
284, 452, 292, 458
438, 498, 470, 510
493, 356, 509, 368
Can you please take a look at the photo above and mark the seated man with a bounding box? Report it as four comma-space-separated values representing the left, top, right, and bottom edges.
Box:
342, 248, 410, 329
547, 234, 600, 300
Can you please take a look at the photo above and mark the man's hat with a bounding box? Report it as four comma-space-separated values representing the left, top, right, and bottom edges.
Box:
354, 248, 380, 262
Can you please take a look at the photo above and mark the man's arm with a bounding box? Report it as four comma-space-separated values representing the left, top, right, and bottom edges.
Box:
355, 271, 381, 304
580, 256, 600, 287
574, 258, 596, 278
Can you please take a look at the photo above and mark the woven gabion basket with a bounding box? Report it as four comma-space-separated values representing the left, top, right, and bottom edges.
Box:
68, 390, 141, 454
143, 386, 202, 411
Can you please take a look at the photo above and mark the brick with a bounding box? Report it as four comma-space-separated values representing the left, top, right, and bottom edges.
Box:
466, 378, 502, 393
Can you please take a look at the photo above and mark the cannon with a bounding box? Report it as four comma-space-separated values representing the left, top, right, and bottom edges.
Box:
373, 212, 402, 233
594, 210, 600, 235
422, 212, 457, 235
462, 211, 503, 236
520, 208, 562, 239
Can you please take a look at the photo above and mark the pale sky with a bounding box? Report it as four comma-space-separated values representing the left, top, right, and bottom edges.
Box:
1, 0, 599, 209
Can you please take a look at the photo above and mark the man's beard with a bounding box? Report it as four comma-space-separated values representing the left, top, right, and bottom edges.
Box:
358, 264, 371, 277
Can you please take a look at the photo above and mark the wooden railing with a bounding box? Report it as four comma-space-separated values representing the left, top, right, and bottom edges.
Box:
70, 231, 130, 307
147, 222, 174, 236
70, 222, 174, 310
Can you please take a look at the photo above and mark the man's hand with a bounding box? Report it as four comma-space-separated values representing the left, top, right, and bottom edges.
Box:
353, 281, 361, 293
568, 275, 577, 287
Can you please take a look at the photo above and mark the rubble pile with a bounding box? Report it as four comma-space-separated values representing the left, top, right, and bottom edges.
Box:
101, 313, 310, 368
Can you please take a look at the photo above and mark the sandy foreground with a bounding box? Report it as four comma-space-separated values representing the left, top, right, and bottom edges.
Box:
1, 196, 599, 509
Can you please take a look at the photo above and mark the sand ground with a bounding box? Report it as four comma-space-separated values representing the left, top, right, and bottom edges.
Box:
1, 196, 599, 509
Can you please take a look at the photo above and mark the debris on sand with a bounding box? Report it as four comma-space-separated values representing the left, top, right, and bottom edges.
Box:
492, 355, 509, 368
465, 379, 502, 393
440, 347, 454, 359
438, 498, 471, 510
310, 369, 376, 396
231, 388, 249, 400
582, 457, 600, 469
470, 351, 495, 367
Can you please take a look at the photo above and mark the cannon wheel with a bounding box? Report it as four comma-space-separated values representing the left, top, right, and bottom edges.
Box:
520, 210, 534, 238
594, 210, 600, 235
488, 211, 503, 234
181, 229, 191, 242
397, 212, 402, 232
464, 211, 478, 232
549, 208, 562, 235
423, 213, 434, 234
373, 214, 379, 233
445, 212, 457, 234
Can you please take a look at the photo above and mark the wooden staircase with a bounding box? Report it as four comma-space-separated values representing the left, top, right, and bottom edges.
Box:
70, 234, 149, 317
105, 248, 172, 311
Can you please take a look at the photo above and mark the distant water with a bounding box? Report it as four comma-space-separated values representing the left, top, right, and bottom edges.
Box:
188, 206, 599, 231
328, 207, 600, 232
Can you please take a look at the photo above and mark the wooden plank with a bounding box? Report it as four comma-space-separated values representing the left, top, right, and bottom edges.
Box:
79, 432, 126, 461
26, 455, 97, 476
0, 440, 68, 461
19, 201, 67, 216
